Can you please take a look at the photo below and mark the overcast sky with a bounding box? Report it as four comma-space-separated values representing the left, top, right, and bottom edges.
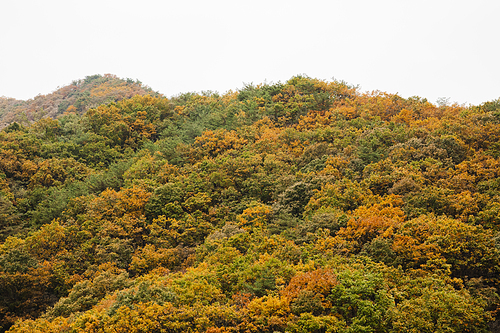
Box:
1, 0, 498, 106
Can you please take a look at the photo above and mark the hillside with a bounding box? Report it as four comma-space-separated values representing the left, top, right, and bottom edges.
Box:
0, 74, 157, 129
1, 75, 500, 332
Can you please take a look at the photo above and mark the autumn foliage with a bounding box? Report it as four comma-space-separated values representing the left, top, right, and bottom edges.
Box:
1, 75, 500, 332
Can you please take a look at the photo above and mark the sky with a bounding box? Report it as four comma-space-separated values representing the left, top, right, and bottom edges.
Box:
0, 0, 499, 106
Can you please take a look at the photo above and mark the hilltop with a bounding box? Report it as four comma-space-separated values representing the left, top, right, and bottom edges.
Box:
0, 74, 157, 129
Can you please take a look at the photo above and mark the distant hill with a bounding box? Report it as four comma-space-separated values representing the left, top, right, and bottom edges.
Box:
0, 74, 158, 129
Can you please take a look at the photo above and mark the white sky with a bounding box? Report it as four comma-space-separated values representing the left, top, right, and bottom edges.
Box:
1, 0, 499, 106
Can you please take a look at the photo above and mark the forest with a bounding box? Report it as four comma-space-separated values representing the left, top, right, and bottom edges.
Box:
1, 74, 500, 332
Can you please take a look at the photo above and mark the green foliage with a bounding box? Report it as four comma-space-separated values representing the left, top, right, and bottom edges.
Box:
328, 264, 393, 332
390, 276, 491, 332
47, 267, 131, 318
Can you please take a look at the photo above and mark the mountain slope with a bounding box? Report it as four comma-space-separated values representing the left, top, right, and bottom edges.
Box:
0, 75, 499, 332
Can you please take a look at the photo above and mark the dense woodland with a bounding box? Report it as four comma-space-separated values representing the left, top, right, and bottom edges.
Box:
1, 74, 500, 332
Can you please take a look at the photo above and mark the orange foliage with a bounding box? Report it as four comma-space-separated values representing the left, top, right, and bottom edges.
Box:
194, 129, 248, 157
237, 203, 272, 230
282, 268, 337, 309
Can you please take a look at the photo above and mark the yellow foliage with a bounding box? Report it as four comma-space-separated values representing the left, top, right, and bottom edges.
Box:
129, 244, 180, 274
319, 156, 349, 178
245, 295, 291, 330
26, 220, 68, 260
237, 203, 272, 230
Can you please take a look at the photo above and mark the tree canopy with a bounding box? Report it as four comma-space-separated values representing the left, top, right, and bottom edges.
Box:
1, 75, 499, 332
